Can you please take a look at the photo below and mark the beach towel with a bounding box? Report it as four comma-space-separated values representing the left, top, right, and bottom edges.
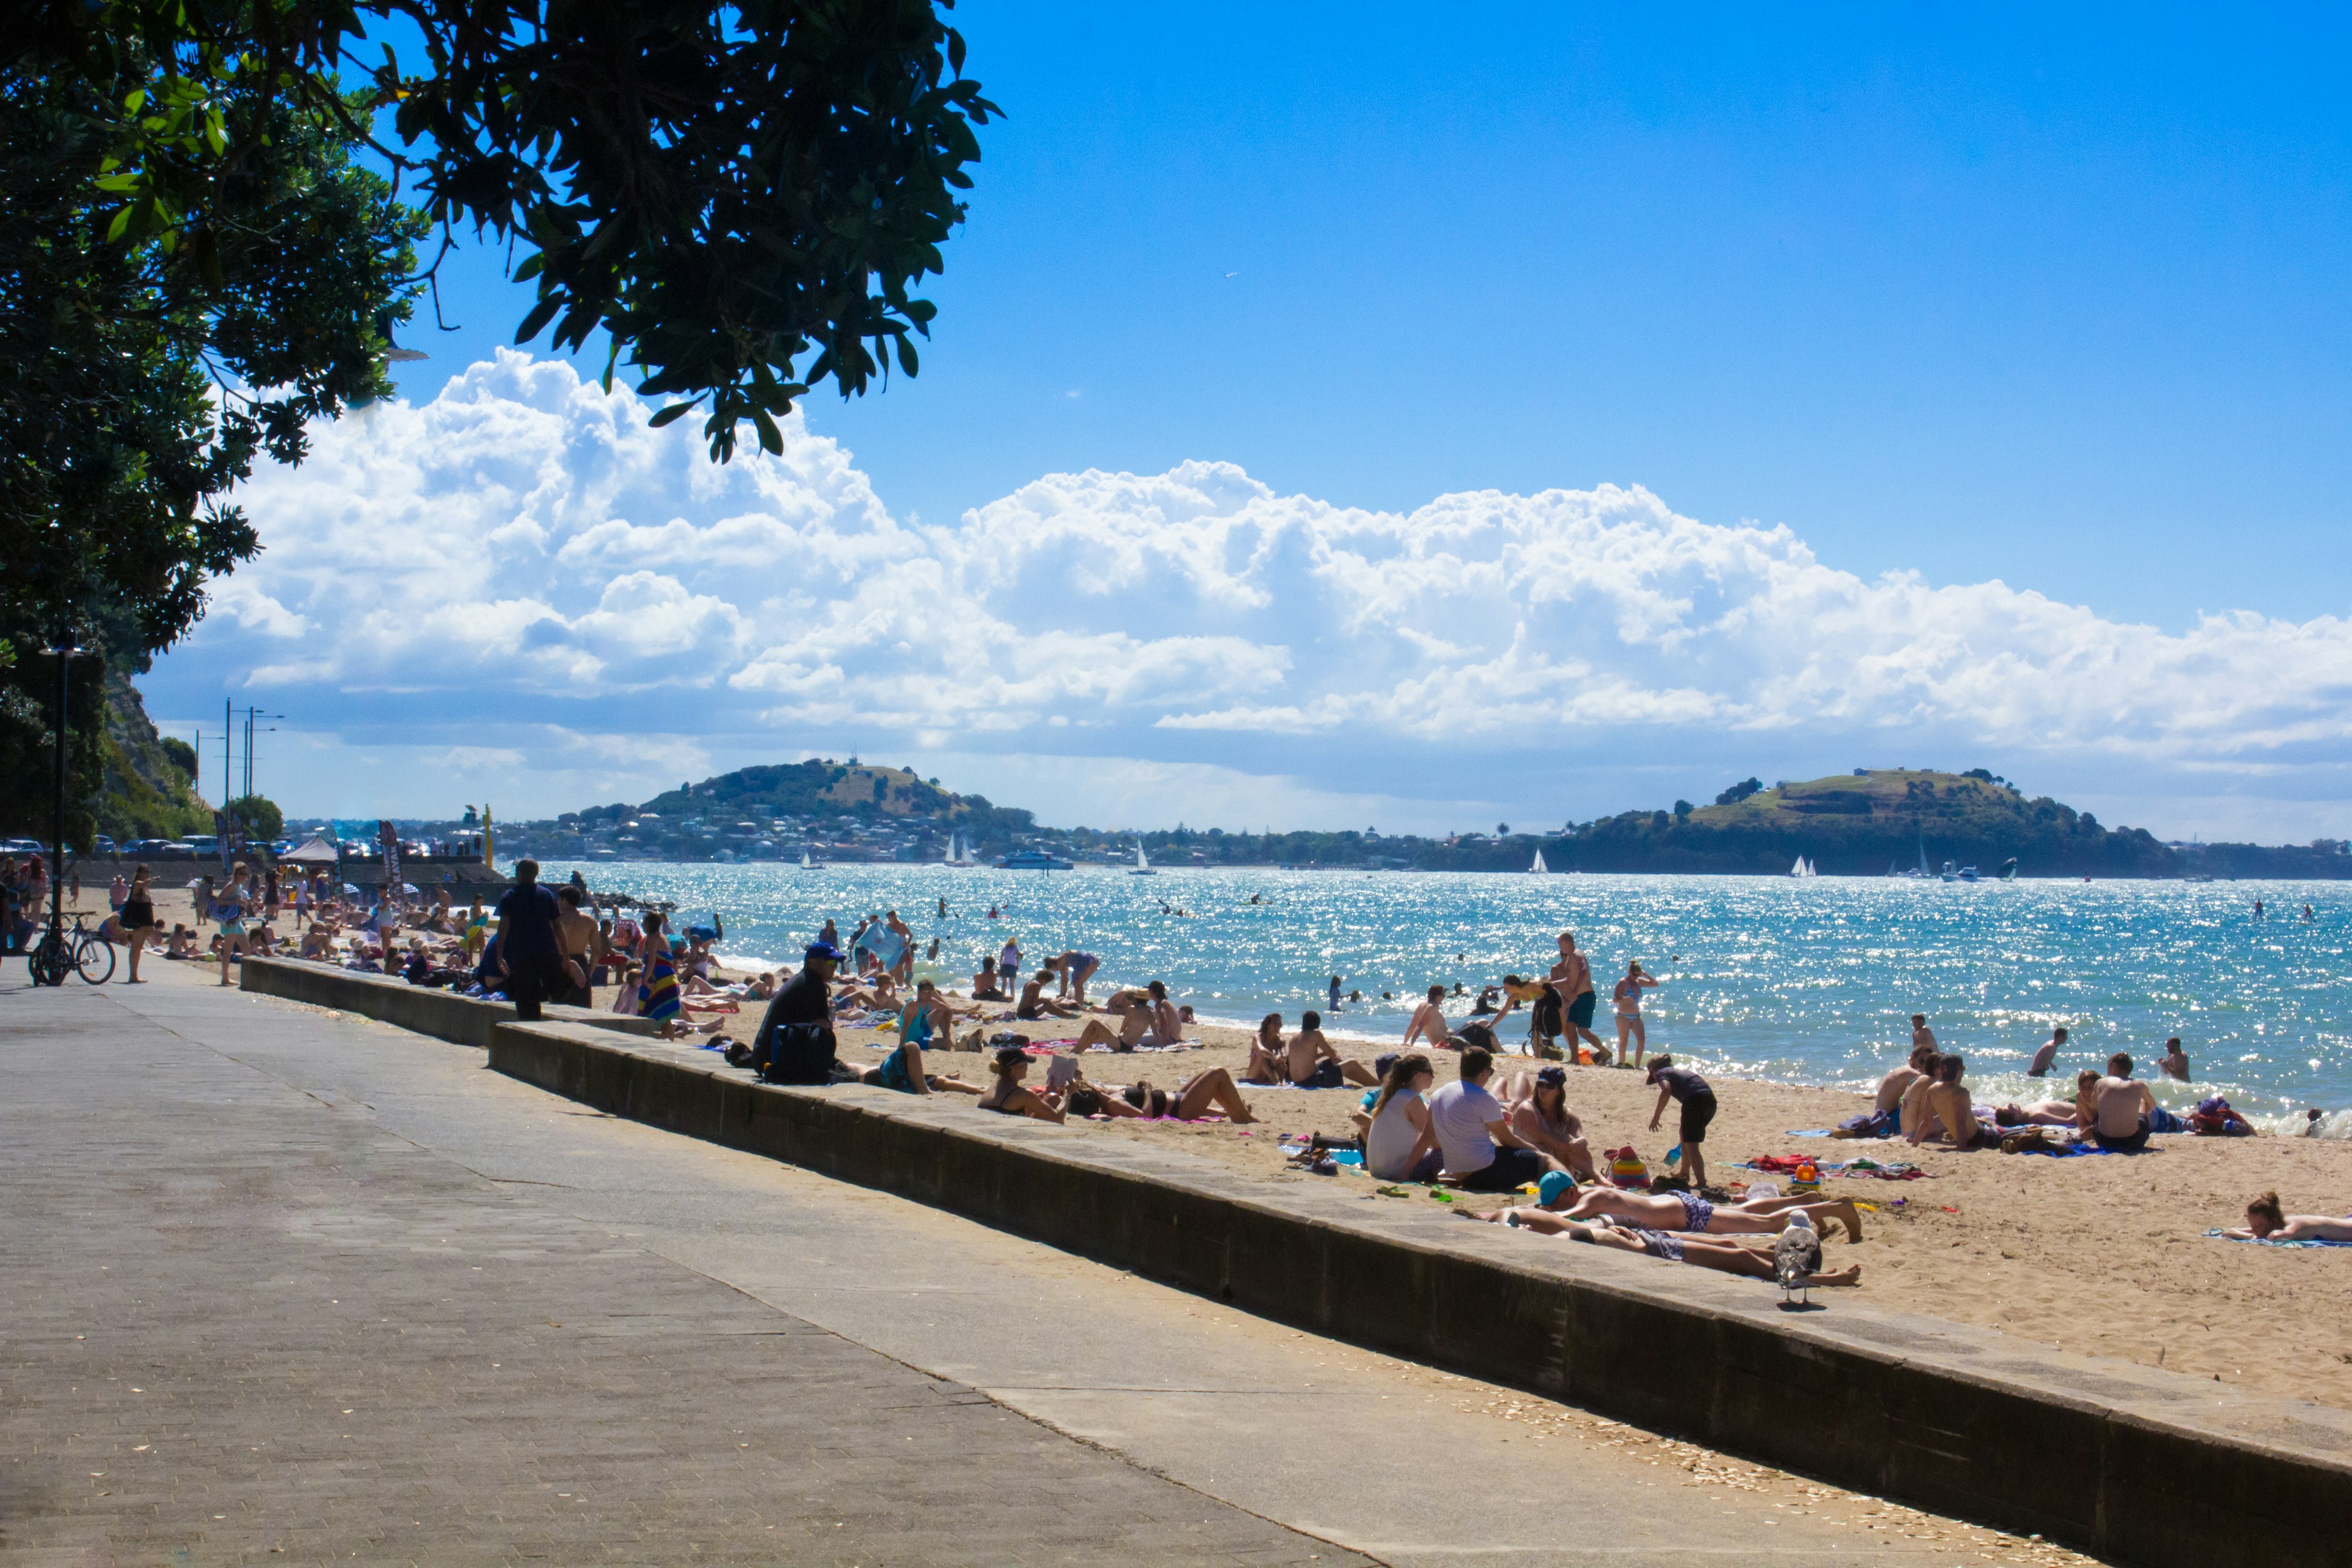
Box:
1784, 1129, 1834, 1137
2205, 1228, 2352, 1249
2009, 1140, 2124, 1158
639, 953, 681, 1022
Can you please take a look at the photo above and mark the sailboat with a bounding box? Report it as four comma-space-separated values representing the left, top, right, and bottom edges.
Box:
2000, 858, 2018, 881
1531, 847, 1548, 874
941, 833, 974, 868
1129, 842, 1156, 876
1789, 856, 1817, 878
799, 845, 817, 869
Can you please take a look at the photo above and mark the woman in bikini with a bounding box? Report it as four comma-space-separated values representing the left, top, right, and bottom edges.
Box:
1612, 960, 1659, 1068
976, 1047, 1065, 1121
116, 865, 159, 982
2225, 1191, 2352, 1242
1119, 1066, 1257, 1123
213, 865, 252, 987
1243, 1014, 1287, 1084
1496, 1065, 1599, 1181
862, 981, 982, 1098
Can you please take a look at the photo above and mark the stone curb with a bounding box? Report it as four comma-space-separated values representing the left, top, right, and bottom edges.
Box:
240, 956, 657, 1047
477, 1017, 2352, 1568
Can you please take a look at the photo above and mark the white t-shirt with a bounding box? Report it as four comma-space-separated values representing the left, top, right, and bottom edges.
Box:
1366, 1088, 1427, 1180
1425, 1079, 1504, 1174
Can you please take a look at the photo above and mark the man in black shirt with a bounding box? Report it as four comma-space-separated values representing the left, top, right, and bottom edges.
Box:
751, 941, 843, 1081
1645, 1055, 1719, 1191
492, 859, 566, 1021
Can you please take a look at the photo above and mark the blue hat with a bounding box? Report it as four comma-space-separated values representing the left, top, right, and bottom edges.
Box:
804, 941, 845, 962
1537, 1170, 1577, 1207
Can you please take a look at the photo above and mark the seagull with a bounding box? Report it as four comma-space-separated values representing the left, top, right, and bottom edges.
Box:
1224, 271, 1238, 278
1774, 1212, 1821, 1305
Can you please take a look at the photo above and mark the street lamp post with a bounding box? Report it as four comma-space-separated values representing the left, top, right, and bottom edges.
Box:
37, 637, 88, 984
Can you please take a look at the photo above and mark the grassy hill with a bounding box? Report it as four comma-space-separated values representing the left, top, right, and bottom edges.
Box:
1569, 768, 2175, 876
572, 759, 1039, 843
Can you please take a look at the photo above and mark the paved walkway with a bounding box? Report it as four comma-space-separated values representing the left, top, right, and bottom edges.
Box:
1, 967, 2103, 1566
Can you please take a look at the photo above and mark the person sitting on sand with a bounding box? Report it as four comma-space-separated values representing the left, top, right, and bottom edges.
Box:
1243, 1014, 1288, 1084
1645, 1056, 1719, 1190
863, 982, 985, 1098
1403, 985, 1460, 1051
1838, 1041, 1936, 1138
300, 924, 334, 960
1428, 1046, 1558, 1193
2223, 1191, 2352, 1242
1365, 1053, 1444, 1181
1537, 1180, 1867, 1243
1897, 1054, 1945, 1144
1074, 980, 1183, 1051
1495, 1065, 1599, 1182
1278, 1011, 1380, 1088
1910, 1052, 1991, 1150
971, 956, 1006, 1000
1119, 1066, 1257, 1123
1016, 973, 1084, 1022
2087, 1053, 2160, 1151
2157, 1036, 2192, 1083
164, 922, 195, 959
1460, 1207, 1863, 1287
975, 1048, 1064, 1121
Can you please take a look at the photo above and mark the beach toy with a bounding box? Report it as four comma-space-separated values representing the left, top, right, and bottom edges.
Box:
1375, 1185, 1412, 1199
1663, 1143, 1684, 1172
1608, 1147, 1649, 1188
1429, 1188, 1456, 1203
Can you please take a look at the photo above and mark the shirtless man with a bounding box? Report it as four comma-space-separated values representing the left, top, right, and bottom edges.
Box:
1539, 1182, 1868, 1243
1910, 1014, 1937, 1054
2225, 1191, 2352, 1243
1991, 1095, 2081, 1128
2027, 1025, 2066, 1078
1835, 1041, 1934, 1137
1016, 974, 1084, 1021
1074, 979, 1183, 1050
2157, 1036, 2192, 1082
1550, 933, 1609, 1064
1280, 1009, 1379, 1087
1403, 985, 1460, 1050
2084, 1052, 2159, 1151
1911, 1052, 1990, 1150
1897, 1054, 1945, 1144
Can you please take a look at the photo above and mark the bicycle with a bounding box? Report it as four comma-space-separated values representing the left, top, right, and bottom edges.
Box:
29, 914, 115, 986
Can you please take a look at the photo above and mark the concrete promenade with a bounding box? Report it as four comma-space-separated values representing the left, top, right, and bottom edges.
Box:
1, 965, 2095, 1565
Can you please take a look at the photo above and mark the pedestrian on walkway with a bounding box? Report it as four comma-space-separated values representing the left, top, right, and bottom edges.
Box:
493, 859, 566, 1021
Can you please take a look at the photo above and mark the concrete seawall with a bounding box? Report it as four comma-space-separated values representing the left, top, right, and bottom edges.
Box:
241, 956, 656, 1047
239, 960, 2350, 1567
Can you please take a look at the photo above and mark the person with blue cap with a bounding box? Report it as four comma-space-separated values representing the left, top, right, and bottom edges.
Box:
748, 939, 842, 1083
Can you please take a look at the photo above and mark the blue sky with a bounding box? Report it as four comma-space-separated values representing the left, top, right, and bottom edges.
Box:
144, 4, 2352, 839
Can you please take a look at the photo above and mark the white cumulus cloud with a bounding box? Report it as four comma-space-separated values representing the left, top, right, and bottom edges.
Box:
144, 352, 2352, 837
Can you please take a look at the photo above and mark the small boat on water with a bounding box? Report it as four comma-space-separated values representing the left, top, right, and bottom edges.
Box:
941, 834, 977, 868
2000, 858, 2018, 881
1789, 856, 1817, 878
1530, 847, 1548, 874
998, 848, 1074, 870
1129, 842, 1156, 876
799, 846, 818, 869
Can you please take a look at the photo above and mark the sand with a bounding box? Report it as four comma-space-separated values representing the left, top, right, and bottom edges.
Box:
113, 880, 2352, 1414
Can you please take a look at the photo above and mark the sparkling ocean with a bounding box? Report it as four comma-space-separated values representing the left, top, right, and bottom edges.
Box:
539, 863, 2352, 1129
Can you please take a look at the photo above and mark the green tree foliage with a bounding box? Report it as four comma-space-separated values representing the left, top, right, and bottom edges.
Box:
159, 734, 198, 782
225, 793, 283, 840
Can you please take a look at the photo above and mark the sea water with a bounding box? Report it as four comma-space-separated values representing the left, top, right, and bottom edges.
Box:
539, 863, 2351, 1126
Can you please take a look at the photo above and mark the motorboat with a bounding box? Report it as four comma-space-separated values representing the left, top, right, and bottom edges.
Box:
997, 849, 1074, 870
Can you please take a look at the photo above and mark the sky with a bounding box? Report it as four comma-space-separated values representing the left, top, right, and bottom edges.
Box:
141, 4, 2352, 841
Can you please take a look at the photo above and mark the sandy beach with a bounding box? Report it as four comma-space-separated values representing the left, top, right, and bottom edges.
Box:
115, 881, 2352, 1415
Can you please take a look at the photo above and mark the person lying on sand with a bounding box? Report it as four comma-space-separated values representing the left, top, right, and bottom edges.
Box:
1461, 1208, 1863, 1286
974, 1048, 1064, 1122
2224, 1191, 2352, 1242
1992, 1097, 2081, 1128
1538, 1182, 1866, 1243
1118, 1066, 1256, 1123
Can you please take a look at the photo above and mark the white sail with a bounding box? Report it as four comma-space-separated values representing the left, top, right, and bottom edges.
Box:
1806, 858, 1817, 877
799, 846, 813, 869
1136, 842, 1150, 870
1531, 848, 1548, 873
1791, 856, 1806, 877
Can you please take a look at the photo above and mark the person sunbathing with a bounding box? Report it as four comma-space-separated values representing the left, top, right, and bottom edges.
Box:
1120, 1066, 1257, 1123
1836, 1041, 1936, 1138
164, 923, 195, 959
2084, 1053, 2160, 1151
1058, 1068, 1152, 1120
2190, 1096, 2256, 1137
1242, 1014, 1288, 1084
1494, 1065, 1599, 1181
1463, 1208, 1863, 1285
861, 986, 983, 1099
1912, 1053, 1992, 1150
974, 1048, 1065, 1122
1273, 1011, 1378, 1088
2224, 1191, 2352, 1242
1991, 1096, 2080, 1128
300, 924, 334, 960
1016, 974, 1084, 1021
1074, 980, 1183, 1050
1538, 1182, 1866, 1242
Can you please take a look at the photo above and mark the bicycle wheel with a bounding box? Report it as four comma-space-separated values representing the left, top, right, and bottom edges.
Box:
76, 935, 116, 984
29, 933, 70, 987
